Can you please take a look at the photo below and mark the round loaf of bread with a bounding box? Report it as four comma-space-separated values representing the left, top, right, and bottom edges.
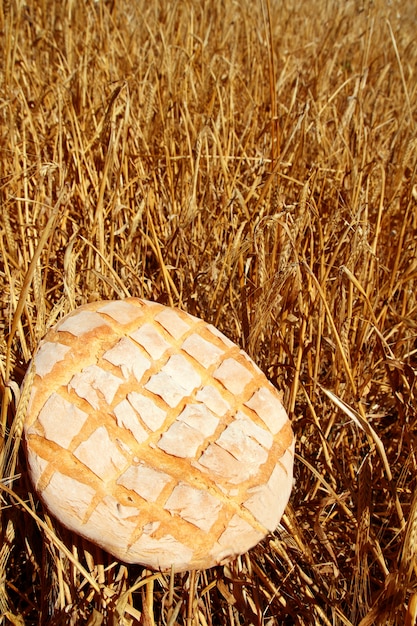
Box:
23, 298, 294, 571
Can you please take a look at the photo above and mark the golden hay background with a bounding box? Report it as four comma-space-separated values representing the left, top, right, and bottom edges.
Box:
1, 0, 417, 624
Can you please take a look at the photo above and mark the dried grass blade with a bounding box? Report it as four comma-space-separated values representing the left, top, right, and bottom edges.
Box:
405, 593, 417, 626
386, 19, 414, 129
1, 195, 64, 438
294, 452, 355, 521
321, 386, 405, 529
303, 262, 356, 394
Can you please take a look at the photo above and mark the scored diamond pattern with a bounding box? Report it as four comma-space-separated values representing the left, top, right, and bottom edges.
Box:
24, 298, 294, 572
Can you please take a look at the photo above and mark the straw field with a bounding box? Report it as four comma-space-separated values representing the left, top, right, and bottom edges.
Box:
1, 0, 417, 623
